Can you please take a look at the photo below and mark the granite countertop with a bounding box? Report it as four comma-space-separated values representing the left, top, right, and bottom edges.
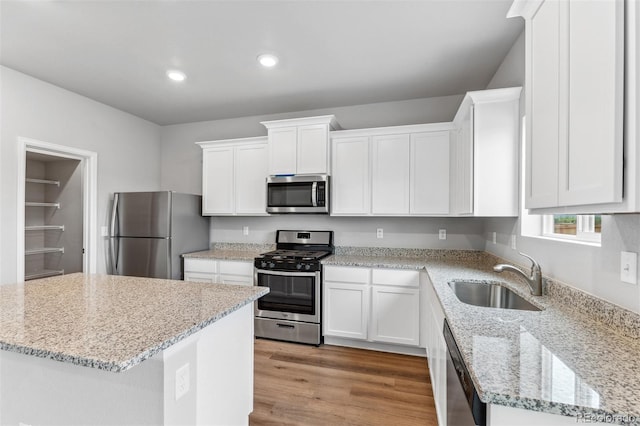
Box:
182, 242, 274, 262
0, 273, 268, 372
323, 249, 640, 426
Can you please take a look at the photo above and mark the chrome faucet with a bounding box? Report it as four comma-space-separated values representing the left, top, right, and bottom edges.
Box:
493, 252, 544, 296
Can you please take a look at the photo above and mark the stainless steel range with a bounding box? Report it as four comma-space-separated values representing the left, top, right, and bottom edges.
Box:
254, 230, 334, 345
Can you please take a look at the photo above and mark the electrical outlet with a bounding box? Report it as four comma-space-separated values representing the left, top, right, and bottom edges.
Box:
242, 226, 249, 236
439, 229, 446, 240
620, 251, 638, 285
376, 228, 383, 239
101, 226, 109, 237
510, 235, 517, 250
175, 363, 190, 401
492, 232, 497, 244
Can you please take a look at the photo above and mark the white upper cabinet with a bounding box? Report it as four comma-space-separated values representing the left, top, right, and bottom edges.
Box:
197, 137, 268, 216
201, 146, 234, 215
261, 115, 340, 175
331, 123, 454, 216
266, 127, 297, 176
235, 143, 269, 215
411, 131, 451, 215
371, 134, 411, 215
331, 136, 371, 215
511, 0, 627, 212
451, 87, 522, 217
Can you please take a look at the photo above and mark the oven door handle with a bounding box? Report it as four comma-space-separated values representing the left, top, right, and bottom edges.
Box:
255, 269, 318, 278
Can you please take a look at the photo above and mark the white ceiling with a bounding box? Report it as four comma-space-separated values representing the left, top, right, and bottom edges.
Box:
0, 0, 523, 126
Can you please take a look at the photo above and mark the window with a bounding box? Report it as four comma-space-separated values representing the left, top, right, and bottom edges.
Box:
542, 214, 601, 243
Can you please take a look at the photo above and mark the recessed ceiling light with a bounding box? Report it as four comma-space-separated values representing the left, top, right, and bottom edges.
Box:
166, 70, 186, 82
257, 54, 279, 68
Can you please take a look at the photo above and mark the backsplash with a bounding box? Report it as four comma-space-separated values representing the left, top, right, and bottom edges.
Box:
545, 277, 640, 340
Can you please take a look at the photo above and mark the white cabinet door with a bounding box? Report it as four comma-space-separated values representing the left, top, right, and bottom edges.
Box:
323, 282, 370, 340
410, 131, 450, 215
523, 0, 624, 210
297, 124, 329, 174
526, 0, 561, 208
235, 143, 268, 215
559, 0, 624, 206
370, 286, 420, 346
331, 136, 371, 215
268, 127, 297, 175
202, 147, 234, 215
424, 275, 446, 425
371, 134, 410, 215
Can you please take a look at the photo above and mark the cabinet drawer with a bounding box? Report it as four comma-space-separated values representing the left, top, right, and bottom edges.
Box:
184, 258, 217, 273
219, 274, 253, 286
184, 272, 217, 283
372, 269, 419, 288
218, 260, 253, 276
323, 266, 370, 284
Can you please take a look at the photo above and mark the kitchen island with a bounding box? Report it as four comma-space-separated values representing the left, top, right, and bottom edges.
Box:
0, 273, 268, 425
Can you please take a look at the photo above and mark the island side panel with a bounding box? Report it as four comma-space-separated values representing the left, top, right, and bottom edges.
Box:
195, 303, 254, 425
0, 350, 165, 425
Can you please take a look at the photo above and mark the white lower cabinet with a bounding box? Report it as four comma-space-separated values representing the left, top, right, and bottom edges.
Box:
424, 274, 447, 426
324, 282, 370, 340
184, 258, 253, 286
370, 286, 420, 345
323, 265, 420, 347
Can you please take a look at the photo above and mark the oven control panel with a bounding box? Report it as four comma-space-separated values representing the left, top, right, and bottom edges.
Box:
254, 259, 322, 272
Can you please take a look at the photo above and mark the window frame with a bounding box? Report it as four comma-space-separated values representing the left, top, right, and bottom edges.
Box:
541, 214, 601, 243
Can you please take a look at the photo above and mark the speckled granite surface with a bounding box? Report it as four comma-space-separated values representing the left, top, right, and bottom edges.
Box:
182, 242, 274, 261
323, 248, 640, 425
0, 273, 268, 372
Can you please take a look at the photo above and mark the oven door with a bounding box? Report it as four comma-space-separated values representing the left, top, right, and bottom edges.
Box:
254, 269, 320, 323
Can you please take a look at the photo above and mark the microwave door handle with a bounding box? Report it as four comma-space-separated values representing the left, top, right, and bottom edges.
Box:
311, 182, 318, 207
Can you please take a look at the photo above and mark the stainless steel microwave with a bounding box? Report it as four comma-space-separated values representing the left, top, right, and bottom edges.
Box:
266, 175, 329, 214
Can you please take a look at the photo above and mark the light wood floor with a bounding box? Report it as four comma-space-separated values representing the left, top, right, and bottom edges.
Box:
250, 339, 438, 426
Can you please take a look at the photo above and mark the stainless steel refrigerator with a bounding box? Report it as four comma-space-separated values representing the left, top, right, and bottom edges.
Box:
108, 191, 209, 280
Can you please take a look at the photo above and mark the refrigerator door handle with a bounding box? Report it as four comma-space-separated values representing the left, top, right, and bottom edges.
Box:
109, 194, 120, 274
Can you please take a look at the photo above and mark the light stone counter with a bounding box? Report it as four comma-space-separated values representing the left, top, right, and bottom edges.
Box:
0, 272, 268, 372
182, 242, 274, 262
323, 248, 640, 426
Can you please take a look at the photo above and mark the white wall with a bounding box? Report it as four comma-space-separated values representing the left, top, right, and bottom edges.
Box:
0, 66, 161, 284
211, 216, 486, 251
482, 31, 640, 314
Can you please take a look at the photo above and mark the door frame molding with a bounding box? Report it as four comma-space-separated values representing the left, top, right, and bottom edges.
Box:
17, 137, 98, 281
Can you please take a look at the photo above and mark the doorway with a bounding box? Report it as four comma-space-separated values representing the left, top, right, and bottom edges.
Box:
17, 137, 97, 281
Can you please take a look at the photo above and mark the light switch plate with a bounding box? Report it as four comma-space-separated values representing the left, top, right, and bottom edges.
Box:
620, 251, 638, 285
242, 226, 249, 236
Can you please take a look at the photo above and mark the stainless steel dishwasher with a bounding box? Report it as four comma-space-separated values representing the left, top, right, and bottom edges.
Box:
443, 320, 486, 426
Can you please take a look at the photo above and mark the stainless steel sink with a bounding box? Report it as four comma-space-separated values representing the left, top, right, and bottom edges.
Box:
448, 281, 542, 311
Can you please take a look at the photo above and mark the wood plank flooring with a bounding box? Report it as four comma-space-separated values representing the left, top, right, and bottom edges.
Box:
250, 339, 438, 426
